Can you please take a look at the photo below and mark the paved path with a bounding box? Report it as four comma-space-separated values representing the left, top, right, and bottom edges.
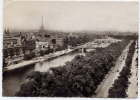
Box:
94, 41, 133, 98
127, 42, 138, 98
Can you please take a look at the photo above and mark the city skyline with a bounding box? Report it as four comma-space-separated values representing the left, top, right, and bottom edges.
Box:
4, 1, 138, 32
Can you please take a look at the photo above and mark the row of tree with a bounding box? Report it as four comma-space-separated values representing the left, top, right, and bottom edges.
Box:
108, 40, 136, 98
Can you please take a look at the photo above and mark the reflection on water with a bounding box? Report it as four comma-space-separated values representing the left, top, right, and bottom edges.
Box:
3, 67, 34, 96
35, 52, 81, 72
3, 52, 80, 96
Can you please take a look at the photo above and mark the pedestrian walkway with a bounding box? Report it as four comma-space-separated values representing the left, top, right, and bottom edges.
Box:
94, 41, 133, 98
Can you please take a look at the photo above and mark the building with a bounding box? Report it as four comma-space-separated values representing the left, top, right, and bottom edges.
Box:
3, 30, 24, 66
36, 41, 49, 51
36, 16, 64, 51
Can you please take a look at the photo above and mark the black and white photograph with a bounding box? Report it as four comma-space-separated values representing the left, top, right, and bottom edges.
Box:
2, 0, 138, 98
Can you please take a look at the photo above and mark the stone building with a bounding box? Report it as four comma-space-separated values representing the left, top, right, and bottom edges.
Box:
3, 30, 24, 66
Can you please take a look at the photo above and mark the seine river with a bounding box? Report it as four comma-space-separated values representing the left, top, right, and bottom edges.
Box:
3, 52, 81, 96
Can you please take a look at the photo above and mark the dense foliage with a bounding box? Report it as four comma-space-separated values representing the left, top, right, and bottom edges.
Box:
108, 41, 136, 98
16, 40, 130, 97
63, 34, 97, 47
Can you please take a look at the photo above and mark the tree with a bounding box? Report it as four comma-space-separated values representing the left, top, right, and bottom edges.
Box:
63, 36, 69, 49
51, 39, 56, 52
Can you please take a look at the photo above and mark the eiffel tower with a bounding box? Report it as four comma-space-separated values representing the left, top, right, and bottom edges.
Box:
39, 16, 45, 33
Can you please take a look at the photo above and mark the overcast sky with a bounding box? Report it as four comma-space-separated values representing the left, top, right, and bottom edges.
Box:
4, 1, 138, 32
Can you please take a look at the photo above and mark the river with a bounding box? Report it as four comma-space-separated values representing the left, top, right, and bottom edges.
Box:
3, 52, 81, 96
3, 37, 119, 96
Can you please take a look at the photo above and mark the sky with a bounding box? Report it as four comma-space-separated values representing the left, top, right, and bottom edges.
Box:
4, 1, 138, 32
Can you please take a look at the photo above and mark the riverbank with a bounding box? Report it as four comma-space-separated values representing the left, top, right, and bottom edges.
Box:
15, 39, 129, 97
3, 51, 81, 96
3, 36, 123, 96
4, 37, 121, 72
4, 48, 74, 72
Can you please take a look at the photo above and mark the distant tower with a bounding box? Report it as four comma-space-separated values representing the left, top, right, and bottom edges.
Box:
39, 16, 45, 33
